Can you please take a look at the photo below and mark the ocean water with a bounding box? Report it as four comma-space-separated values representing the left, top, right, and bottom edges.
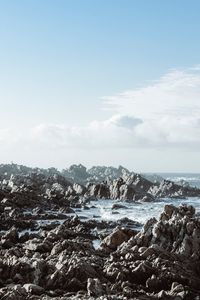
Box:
74, 197, 200, 225
158, 173, 200, 188
8, 174, 200, 239
73, 173, 200, 225
17, 174, 200, 234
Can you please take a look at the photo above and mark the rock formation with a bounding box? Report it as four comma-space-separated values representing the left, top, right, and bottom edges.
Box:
0, 163, 199, 203
0, 203, 200, 299
0, 164, 200, 299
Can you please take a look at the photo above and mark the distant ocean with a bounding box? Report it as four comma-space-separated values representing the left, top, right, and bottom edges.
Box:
158, 173, 200, 188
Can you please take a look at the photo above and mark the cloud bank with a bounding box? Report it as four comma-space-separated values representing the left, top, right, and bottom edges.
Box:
1, 67, 200, 168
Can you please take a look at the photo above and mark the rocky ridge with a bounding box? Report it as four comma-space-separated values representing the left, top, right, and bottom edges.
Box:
0, 164, 199, 206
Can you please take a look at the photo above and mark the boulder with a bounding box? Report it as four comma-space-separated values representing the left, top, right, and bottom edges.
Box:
23, 283, 44, 295
102, 227, 135, 250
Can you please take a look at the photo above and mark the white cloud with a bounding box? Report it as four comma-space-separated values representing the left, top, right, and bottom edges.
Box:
103, 68, 200, 119
0, 67, 200, 156
101, 67, 200, 148
29, 115, 142, 149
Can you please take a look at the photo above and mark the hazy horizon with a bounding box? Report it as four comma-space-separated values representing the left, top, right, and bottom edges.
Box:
1, 0, 200, 172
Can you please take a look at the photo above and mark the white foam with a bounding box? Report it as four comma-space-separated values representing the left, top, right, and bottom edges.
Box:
73, 197, 200, 224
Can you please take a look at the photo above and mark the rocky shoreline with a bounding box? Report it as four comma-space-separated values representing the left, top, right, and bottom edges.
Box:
0, 164, 200, 299
1, 203, 200, 299
0, 164, 199, 207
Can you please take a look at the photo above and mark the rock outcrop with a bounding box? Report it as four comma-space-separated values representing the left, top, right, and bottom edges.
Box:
0, 204, 200, 298
85, 175, 200, 201
0, 163, 199, 204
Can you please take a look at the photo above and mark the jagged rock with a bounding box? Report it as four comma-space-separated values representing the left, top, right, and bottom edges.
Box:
0, 289, 26, 300
102, 227, 136, 250
62, 164, 88, 183
87, 183, 110, 199
0, 163, 200, 299
24, 238, 53, 252
87, 278, 103, 296
1, 227, 19, 248
73, 183, 86, 195
149, 179, 200, 198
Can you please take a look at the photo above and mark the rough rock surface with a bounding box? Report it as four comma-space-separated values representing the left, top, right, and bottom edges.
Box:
0, 164, 200, 298
86, 175, 200, 201
0, 163, 199, 205
0, 201, 200, 299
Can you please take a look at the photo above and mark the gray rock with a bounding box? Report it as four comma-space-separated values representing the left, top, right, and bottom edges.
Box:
23, 283, 44, 295
87, 278, 103, 296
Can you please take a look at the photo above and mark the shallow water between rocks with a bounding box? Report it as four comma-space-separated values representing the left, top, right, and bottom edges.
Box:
72, 197, 200, 224
18, 197, 200, 235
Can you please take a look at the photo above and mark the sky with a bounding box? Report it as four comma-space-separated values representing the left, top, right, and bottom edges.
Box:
0, 0, 200, 172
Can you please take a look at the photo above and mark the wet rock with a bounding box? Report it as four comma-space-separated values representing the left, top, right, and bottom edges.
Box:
112, 203, 128, 210
140, 195, 154, 202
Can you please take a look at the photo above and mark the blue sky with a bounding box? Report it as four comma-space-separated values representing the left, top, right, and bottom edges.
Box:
0, 0, 200, 171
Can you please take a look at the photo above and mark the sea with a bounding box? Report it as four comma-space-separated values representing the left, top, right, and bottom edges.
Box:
73, 173, 200, 225
159, 173, 200, 189
16, 173, 200, 245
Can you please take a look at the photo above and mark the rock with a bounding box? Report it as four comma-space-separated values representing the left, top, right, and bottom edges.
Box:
102, 227, 134, 250
87, 278, 103, 296
62, 164, 88, 184
131, 261, 155, 284
112, 203, 128, 210
24, 238, 53, 252
0, 163, 200, 299
1, 227, 18, 248
73, 183, 86, 195
0, 290, 25, 300
149, 179, 200, 199
140, 195, 154, 202
23, 283, 44, 295
13, 285, 27, 296
67, 277, 84, 292
87, 183, 110, 199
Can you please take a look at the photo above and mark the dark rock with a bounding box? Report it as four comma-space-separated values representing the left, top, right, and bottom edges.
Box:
102, 227, 136, 250
87, 278, 104, 296
112, 203, 128, 210
1, 227, 19, 248
0, 163, 200, 299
